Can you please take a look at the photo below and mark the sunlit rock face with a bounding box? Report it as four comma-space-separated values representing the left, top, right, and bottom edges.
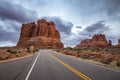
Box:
76, 34, 112, 48
17, 19, 64, 48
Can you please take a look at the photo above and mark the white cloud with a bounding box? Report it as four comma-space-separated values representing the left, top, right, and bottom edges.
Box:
0, 41, 16, 47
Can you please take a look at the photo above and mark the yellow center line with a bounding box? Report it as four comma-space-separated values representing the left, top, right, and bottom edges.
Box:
48, 52, 91, 80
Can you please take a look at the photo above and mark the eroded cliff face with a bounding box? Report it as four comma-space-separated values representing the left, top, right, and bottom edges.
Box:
17, 19, 64, 48
76, 39, 92, 48
91, 34, 108, 47
76, 34, 112, 48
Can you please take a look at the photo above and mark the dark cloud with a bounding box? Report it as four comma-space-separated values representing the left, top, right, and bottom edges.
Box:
0, 0, 38, 46
103, 0, 120, 16
41, 16, 73, 35
0, 19, 20, 44
80, 20, 110, 37
85, 21, 108, 32
76, 26, 82, 28
0, 0, 38, 23
0, 31, 19, 43
67, 0, 120, 20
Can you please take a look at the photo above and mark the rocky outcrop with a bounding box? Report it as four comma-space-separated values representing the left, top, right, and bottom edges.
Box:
92, 34, 108, 47
76, 39, 92, 48
118, 39, 120, 46
107, 40, 112, 46
17, 19, 64, 48
76, 34, 112, 48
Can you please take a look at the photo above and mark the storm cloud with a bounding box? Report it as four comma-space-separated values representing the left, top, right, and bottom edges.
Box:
67, 0, 120, 16
0, 0, 38, 23
77, 20, 111, 40
0, 19, 20, 44
42, 17, 73, 35
0, 0, 38, 46
83, 21, 110, 37
103, 0, 120, 16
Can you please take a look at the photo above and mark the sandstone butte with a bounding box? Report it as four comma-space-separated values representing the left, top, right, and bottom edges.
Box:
17, 19, 64, 49
76, 34, 112, 48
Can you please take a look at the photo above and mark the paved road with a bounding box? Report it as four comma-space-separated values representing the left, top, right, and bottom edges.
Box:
0, 50, 120, 80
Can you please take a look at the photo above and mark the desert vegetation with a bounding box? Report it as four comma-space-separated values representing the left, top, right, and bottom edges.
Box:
54, 47, 120, 68
0, 47, 38, 61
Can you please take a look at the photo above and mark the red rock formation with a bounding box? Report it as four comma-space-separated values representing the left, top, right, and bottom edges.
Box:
17, 19, 64, 48
76, 34, 111, 48
118, 39, 120, 46
76, 39, 92, 48
107, 40, 112, 46
91, 34, 108, 47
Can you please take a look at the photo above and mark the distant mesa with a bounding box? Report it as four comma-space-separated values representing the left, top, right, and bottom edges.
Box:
17, 19, 64, 48
76, 34, 112, 48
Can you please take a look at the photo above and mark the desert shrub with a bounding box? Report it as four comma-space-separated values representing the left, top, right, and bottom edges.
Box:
7, 49, 11, 52
80, 53, 90, 59
55, 49, 61, 53
101, 59, 111, 64
18, 51, 21, 53
105, 48, 109, 52
77, 51, 82, 53
7, 49, 17, 54
76, 54, 81, 57
101, 53, 113, 64
26, 48, 31, 53
94, 48, 101, 52
10, 51, 17, 54
15, 54, 21, 57
66, 47, 73, 50
0, 57, 8, 60
0, 56, 9, 60
81, 55, 90, 59
94, 59, 101, 62
101, 56, 112, 64
116, 60, 120, 67
32, 49, 39, 53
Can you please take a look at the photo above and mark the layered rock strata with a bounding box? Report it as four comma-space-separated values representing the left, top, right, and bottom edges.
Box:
17, 19, 64, 48
76, 34, 112, 48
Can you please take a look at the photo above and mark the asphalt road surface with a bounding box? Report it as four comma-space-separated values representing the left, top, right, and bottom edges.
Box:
0, 50, 120, 80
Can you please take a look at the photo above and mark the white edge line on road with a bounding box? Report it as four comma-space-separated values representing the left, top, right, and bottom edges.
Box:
25, 51, 40, 80
54, 51, 120, 73
86, 61, 120, 73
76, 56, 120, 73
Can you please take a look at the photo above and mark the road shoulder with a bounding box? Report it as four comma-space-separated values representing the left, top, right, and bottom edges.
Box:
53, 50, 120, 72
0, 54, 35, 64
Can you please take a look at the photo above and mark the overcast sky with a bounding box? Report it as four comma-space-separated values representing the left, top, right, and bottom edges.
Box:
0, 0, 120, 47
